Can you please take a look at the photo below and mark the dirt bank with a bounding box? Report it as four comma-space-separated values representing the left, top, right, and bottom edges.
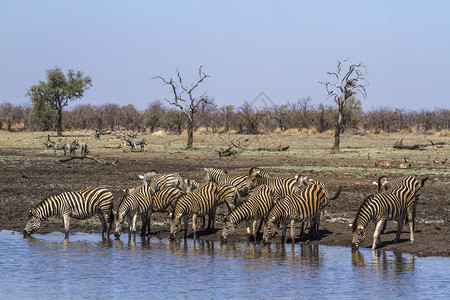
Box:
0, 131, 448, 257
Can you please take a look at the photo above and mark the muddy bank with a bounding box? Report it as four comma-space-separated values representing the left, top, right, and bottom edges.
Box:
1, 143, 448, 257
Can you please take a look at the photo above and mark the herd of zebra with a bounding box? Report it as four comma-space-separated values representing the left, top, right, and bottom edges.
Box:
22, 167, 428, 250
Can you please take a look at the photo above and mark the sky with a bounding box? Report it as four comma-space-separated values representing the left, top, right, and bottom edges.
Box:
1, 0, 449, 112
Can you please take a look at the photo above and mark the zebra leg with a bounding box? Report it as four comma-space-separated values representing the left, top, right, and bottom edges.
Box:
62, 214, 70, 239
281, 222, 287, 243
290, 219, 295, 243
131, 213, 138, 235
394, 215, 405, 243
256, 218, 264, 235
146, 212, 152, 236
192, 214, 198, 240
97, 213, 108, 240
183, 217, 188, 239
252, 220, 258, 242
406, 210, 414, 243
372, 219, 385, 249
140, 214, 147, 236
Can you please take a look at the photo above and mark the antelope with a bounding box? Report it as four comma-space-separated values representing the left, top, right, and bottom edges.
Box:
375, 161, 391, 168
399, 157, 411, 169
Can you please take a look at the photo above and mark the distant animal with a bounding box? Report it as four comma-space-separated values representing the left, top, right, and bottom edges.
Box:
44, 134, 56, 150
399, 157, 411, 169
23, 187, 114, 239
375, 161, 391, 168
79, 142, 89, 156
123, 137, 146, 152
54, 142, 69, 156
69, 139, 79, 155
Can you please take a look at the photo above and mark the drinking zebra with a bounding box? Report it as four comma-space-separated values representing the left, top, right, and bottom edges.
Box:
113, 185, 153, 238
170, 182, 220, 240
351, 177, 427, 250
23, 187, 114, 239
220, 185, 282, 242
372, 175, 428, 232
123, 137, 147, 152
261, 183, 342, 244
141, 186, 184, 236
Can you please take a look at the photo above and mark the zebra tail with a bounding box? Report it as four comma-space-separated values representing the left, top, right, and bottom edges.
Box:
330, 186, 343, 200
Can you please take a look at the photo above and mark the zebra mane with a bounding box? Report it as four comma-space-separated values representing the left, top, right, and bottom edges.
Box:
351, 194, 374, 232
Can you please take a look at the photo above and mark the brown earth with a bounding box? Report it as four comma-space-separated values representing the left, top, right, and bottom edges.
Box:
0, 130, 448, 257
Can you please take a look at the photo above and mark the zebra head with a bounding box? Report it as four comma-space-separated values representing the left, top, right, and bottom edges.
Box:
169, 213, 182, 239
23, 210, 41, 237
262, 217, 276, 244
113, 210, 124, 238
220, 217, 237, 242
351, 225, 366, 250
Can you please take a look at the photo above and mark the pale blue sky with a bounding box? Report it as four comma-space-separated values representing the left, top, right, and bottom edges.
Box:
1, 1, 449, 111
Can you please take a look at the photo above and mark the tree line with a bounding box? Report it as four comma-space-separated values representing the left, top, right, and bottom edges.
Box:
1, 99, 448, 135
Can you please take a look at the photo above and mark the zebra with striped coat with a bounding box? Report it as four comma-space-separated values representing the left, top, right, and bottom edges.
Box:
113, 185, 153, 238
139, 171, 187, 192
141, 186, 184, 236
372, 175, 428, 232
243, 167, 299, 198
170, 182, 220, 240
23, 187, 114, 239
204, 167, 271, 196
351, 176, 427, 250
262, 182, 342, 244
220, 185, 282, 242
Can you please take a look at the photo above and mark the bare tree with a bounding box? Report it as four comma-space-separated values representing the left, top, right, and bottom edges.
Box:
154, 66, 210, 149
320, 59, 368, 152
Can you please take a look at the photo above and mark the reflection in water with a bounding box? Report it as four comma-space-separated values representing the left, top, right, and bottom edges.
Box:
352, 249, 415, 273
1, 231, 448, 299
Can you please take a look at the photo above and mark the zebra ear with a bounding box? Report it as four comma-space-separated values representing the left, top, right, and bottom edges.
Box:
138, 175, 144, 180
112, 210, 117, 216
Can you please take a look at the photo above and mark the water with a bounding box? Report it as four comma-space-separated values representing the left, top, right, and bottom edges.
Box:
1, 230, 449, 299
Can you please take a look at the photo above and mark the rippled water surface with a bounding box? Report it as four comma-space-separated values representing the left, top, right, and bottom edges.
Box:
1, 230, 449, 299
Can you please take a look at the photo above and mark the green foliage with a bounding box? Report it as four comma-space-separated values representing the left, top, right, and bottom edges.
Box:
26, 100, 57, 131
144, 100, 166, 133
27, 67, 92, 135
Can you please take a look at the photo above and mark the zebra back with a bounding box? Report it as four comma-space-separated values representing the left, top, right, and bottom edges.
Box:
226, 185, 280, 225
245, 169, 298, 198
140, 171, 185, 192
204, 167, 247, 190
151, 187, 184, 212
172, 182, 219, 219
217, 184, 239, 211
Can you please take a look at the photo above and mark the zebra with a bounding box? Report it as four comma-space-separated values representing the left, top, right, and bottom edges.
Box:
170, 182, 220, 240
141, 186, 184, 236
351, 177, 427, 250
220, 185, 282, 242
69, 139, 79, 155
243, 167, 299, 198
79, 142, 89, 156
23, 187, 114, 239
372, 175, 428, 232
138, 171, 187, 192
123, 137, 146, 152
204, 167, 271, 196
261, 183, 342, 244
113, 185, 153, 238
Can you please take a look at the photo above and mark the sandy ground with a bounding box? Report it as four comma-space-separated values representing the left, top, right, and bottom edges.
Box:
0, 130, 448, 257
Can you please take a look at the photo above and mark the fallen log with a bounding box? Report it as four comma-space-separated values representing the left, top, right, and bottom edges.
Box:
257, 145, 290, 152
393, 139, 426, 150
59, 155, 119, 166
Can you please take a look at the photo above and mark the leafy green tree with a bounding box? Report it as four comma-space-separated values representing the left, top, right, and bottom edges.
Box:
27, 100, 57, 131
27, 67, 92, 136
